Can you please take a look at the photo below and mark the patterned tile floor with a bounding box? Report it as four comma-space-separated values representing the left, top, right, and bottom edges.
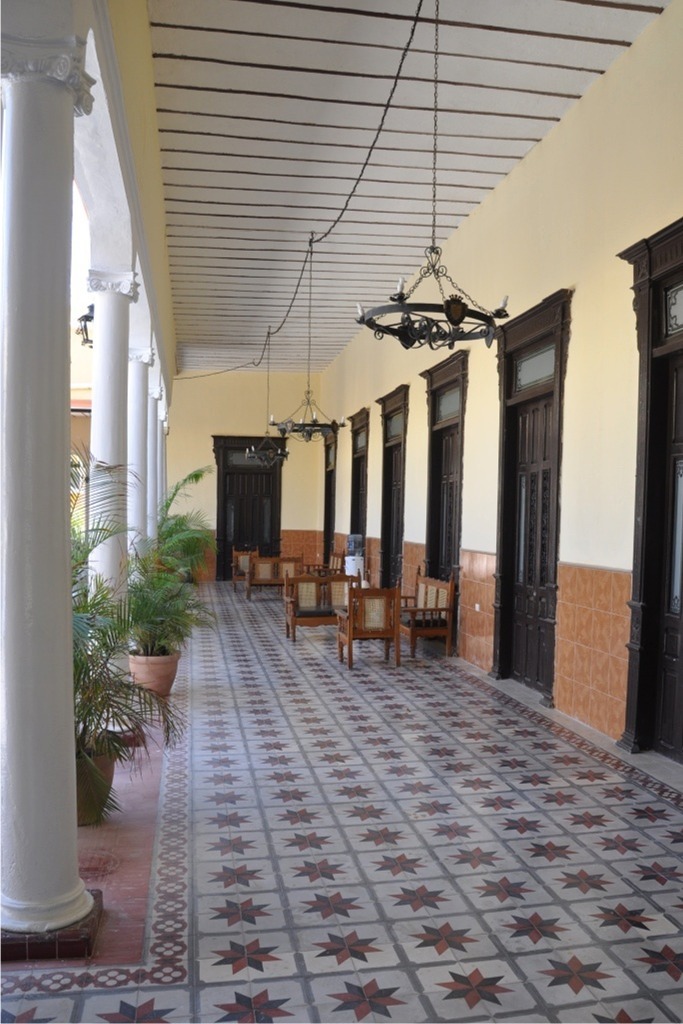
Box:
2, 582, 682, 1023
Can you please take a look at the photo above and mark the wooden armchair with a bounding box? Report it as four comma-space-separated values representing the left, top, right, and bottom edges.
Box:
231, 548, 257, 593
284, 573, 356, 642
400, 571, 456, 657
337, 586, 401, 669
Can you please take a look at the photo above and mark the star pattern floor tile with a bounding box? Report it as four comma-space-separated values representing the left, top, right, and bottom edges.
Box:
2, 582, 682, 1023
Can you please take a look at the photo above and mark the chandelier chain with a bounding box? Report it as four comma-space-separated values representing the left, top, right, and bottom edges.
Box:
431, 0, 439, 249
306, 234, 313, 393
265, 328, 272, 429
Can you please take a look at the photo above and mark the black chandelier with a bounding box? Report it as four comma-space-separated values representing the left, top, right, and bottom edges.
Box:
356, 0, 508, 350
276, 238, 346, 442
246, 331, 288, 466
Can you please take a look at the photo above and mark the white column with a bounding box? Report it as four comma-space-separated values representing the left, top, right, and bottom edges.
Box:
127, 349, 153, 550
1, 29, 95, 931
158, 410, 168, 506
147, 388, 161, 541
88, 270, 138, 589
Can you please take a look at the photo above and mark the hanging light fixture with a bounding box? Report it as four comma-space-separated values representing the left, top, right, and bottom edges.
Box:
355, 0, 508, 350
76, 304, 94, 347
246, 330, 289, 466
276, 236, 346, 442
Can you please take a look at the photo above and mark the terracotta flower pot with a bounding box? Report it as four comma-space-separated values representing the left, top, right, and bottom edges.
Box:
129, 651, 181, 696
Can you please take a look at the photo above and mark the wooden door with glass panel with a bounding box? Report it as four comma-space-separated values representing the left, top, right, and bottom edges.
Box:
656, 349, 683, 759
512, 392, 556, 697
378, 387, 408, 588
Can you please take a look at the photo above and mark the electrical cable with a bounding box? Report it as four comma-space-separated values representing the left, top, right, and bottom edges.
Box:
174, 0, 425, 381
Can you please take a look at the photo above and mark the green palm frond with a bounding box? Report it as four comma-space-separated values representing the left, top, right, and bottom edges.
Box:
70, 449, 186, 824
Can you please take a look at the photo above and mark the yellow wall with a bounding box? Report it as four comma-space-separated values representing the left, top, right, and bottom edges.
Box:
167, 371, 325, 530
162, 2, 683, 569
322, 0, 683, 570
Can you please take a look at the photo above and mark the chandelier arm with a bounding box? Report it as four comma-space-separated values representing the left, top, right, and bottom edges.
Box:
363, 301, 446, 318
363, 316, 495, 350
363, 304, 495, 329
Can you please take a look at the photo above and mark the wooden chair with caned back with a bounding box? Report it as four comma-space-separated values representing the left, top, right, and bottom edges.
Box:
246, 556, 279, 600
328, 550, 346, 573
399, 569, 456, 657
231, 548, 258, 593
284, 572, 356, 642
279, 555, 304, 585
337, 586, 401, 669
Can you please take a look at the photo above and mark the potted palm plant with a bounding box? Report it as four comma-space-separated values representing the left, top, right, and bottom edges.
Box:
71, 453, 183, 824
126, 467, 215, 695
73, 573, 183, 824
126, 554, 212, 695
154, 466, 216, 580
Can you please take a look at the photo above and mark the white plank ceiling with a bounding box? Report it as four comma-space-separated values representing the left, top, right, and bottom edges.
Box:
147, 0, 670, 374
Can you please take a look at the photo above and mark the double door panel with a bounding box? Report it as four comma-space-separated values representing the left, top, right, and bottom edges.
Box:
434, 425, 460, 581
223, 468, 278, 576
382, 443, 404, 586
655, 352, 683, 760
225, 470, 274, 552
512, 395, 555, 697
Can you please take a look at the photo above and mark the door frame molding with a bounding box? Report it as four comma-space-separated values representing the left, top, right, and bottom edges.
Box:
618, 216, 683, 753
212, 434, 285, 579
491, 289, 572, 701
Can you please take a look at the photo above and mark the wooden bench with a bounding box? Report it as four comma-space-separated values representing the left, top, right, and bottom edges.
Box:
400, 571, 456, 657
284, 573, 358, 641
246, 555, 304, 600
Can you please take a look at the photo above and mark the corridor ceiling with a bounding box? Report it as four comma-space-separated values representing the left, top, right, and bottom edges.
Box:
147, 0, 670, 375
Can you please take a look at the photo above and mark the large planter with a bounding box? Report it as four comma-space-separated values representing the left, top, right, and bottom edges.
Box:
76, 753, 116, 826
129, 651, 181, 696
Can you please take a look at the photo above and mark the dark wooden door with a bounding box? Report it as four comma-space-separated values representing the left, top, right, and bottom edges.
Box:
323, 438, 336, 565
432, 424, 460, 580
382, 443, 404, 586
378, 386, 408, 588
655, 352, 683, 760
213, 436, 282, 579
225, 469, 274, 553
350, 408, 369, 542
511, 395, 556, 697
351, 450, 367, 537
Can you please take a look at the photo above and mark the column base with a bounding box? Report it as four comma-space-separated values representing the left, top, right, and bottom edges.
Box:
1, 889, 102, 961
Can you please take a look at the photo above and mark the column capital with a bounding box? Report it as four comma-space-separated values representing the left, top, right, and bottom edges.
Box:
88, 269, 139, 302
1, 35, 95, 116
129, 348, 154, 366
